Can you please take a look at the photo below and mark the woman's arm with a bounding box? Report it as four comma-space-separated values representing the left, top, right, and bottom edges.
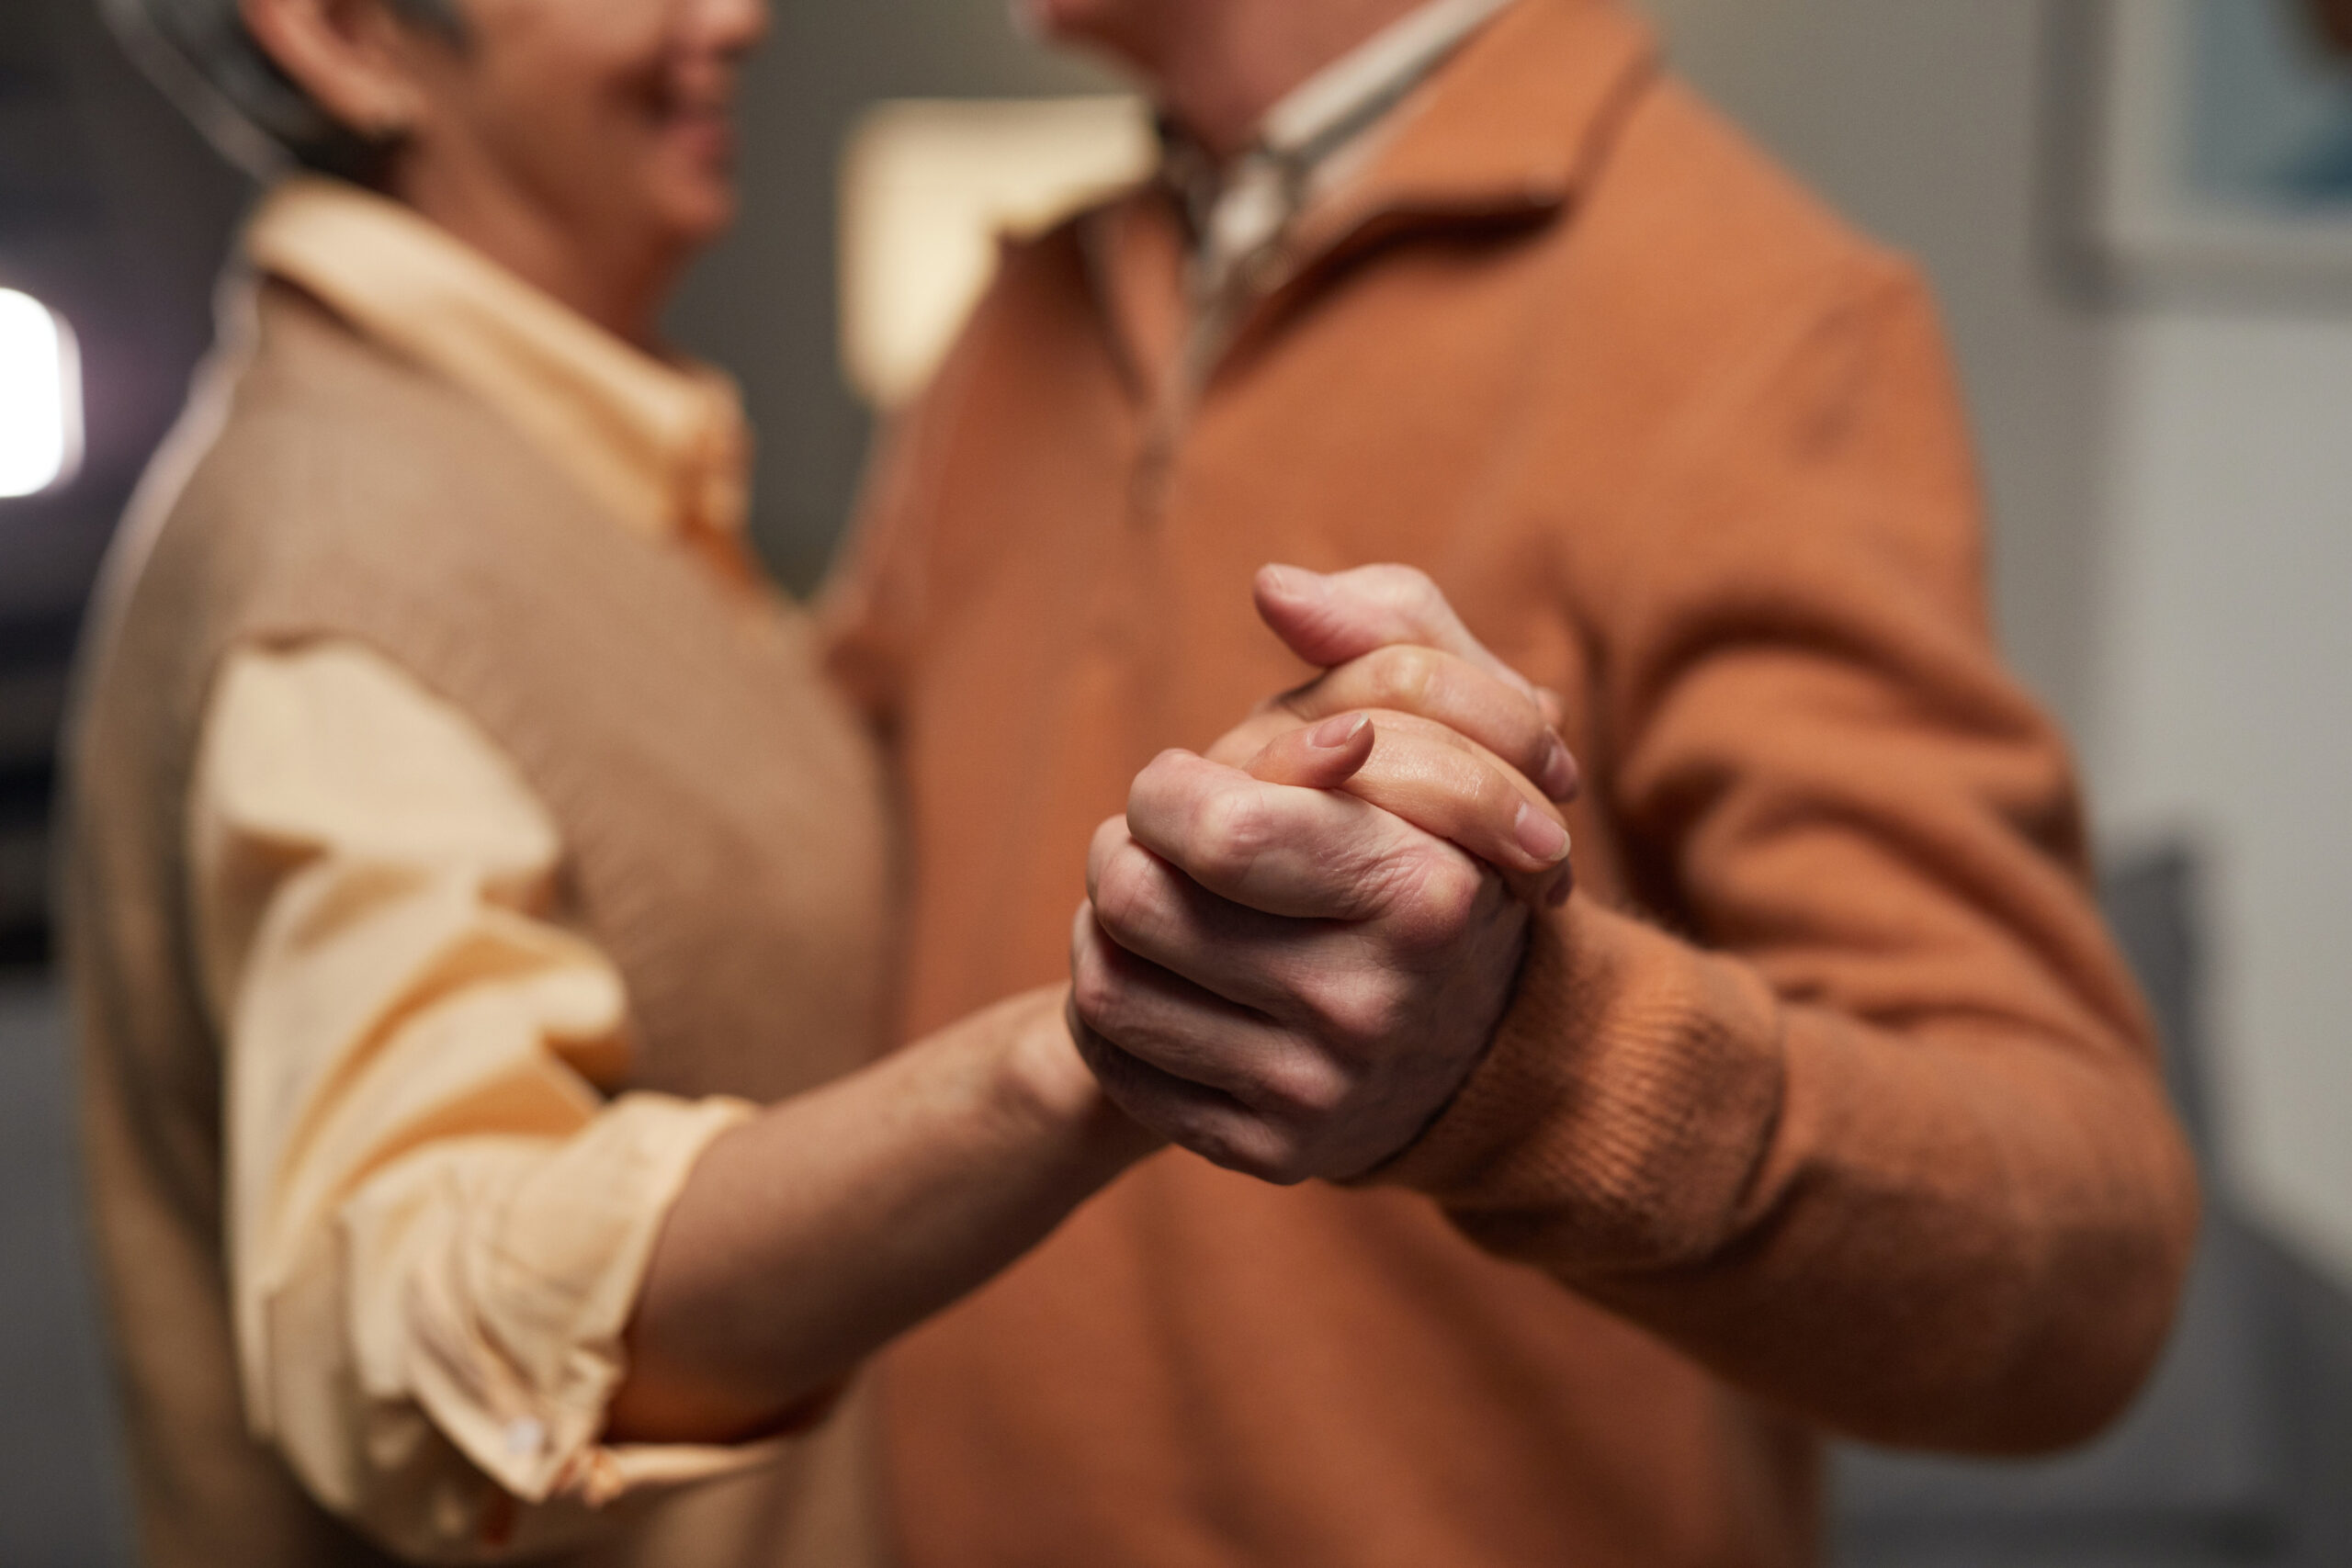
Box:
196, 640, 1148, 1562
198, 640, 763, 1558
607, 986, 1153, 1441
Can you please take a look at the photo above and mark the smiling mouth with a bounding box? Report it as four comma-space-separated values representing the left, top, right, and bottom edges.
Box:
646, 73, 739, 166
670, 112, 736, 171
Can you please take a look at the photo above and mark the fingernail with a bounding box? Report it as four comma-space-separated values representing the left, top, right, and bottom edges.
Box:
1261, 563, 1306, 596
1514, 802, 1569, 863
1539, 736, 1578, 800
1310, 711, 1369, 749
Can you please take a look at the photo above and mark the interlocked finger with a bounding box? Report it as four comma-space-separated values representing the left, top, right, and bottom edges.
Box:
1228, 714, 1572, 907
1265, 644, 1577, 802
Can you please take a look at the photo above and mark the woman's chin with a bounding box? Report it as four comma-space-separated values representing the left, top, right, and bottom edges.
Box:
649, 179, 739, 254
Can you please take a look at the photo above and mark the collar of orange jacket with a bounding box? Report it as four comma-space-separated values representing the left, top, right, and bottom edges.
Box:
1086, 0, 1660, 392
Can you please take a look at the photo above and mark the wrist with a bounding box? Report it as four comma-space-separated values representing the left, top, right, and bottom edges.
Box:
989, 986, 1166, 1173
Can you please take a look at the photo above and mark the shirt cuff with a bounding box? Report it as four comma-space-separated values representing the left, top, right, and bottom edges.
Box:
342, 1092, 763, 1509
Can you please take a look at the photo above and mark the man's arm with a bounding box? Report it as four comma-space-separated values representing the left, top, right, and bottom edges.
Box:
1368, 260, 2199, 1453
1071, 264, 2199, 1454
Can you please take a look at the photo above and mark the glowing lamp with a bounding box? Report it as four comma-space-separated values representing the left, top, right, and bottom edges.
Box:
0, 288, 83, 499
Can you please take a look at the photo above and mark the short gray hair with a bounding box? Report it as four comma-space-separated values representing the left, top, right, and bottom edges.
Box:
104, 0, 462, 181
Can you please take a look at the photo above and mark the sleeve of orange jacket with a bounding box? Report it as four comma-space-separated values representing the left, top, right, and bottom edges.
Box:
1373, 257, 2200, 1455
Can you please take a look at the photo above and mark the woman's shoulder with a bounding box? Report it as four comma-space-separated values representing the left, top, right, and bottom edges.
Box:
209, 282, 530, 497
157, 282, 582, 579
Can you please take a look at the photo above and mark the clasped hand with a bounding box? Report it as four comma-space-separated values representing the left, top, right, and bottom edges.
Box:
1069, 564, 1577, 1183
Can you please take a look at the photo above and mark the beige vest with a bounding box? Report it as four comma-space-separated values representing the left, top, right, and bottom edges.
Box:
62, 282, 899, 1568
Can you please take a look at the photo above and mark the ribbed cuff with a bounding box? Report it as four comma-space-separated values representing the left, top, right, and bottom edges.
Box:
1363, 896, 1787, 1273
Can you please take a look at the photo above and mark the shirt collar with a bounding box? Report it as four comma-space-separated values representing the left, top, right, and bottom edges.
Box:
1260, 0, 1524, 166
1093, 0, 1659, 395
1160, 0, 1520, 276
243, 176, 751, 553
1285, 0, 1657, 265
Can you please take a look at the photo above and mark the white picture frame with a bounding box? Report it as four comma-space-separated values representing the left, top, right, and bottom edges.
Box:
2092, 0, 2352, 297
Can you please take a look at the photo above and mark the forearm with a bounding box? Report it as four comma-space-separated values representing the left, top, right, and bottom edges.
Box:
1376, 898, 2200, 1452
608, 986, 1159, 1442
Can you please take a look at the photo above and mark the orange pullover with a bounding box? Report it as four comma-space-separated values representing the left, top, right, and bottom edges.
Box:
824, 3, 2199, 1562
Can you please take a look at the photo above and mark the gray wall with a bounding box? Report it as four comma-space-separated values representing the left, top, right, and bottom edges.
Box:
664, 5, 1113, 589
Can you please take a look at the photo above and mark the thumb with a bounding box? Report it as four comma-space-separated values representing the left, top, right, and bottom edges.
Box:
1254, 562, 1544, 705
1242, 711, 1375, 789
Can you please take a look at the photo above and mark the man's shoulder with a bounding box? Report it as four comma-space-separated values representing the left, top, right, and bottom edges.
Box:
1563, 72, 1919, 359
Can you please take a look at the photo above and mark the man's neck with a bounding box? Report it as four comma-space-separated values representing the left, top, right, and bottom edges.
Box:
1141, 0, 1431, 161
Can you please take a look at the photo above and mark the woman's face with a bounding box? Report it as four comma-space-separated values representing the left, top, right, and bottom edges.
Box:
405, 0, 766, 261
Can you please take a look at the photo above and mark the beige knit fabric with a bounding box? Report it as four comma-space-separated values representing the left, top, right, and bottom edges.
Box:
62, 279, 898, 1568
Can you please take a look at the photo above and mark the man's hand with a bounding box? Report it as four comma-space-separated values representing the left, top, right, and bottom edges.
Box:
1069, 564, 1570, 1182
1218, 563, 1578, 908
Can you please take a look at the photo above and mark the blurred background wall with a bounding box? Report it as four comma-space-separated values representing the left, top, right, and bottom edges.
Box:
3, 0, 2349, 1562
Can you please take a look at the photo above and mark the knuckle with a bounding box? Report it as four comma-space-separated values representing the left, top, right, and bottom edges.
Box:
1126, 749, 1196, 818
1386, 849, 1491, 952
1210, 1126, 1310, 1186
1089, 845, 1162, 938
1366, 644, 1442, 708
1267, 1055, 1351, 1122
1187, 785, 1272, 886
1069, 1011, 1122, 1077
1299, 971, 1399, 1053
1068, 947, 1122, 1032
1176, 1115, 1257, 1176
1084, 816, 1128, 889
1370, 561, 1439, 605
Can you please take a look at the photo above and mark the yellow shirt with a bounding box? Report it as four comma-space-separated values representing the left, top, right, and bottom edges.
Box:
192, 177, 773, 1551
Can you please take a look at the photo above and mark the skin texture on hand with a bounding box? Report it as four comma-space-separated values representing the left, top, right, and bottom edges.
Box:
1232, 706, 1569, 908
1069, 564, 1575, 1183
